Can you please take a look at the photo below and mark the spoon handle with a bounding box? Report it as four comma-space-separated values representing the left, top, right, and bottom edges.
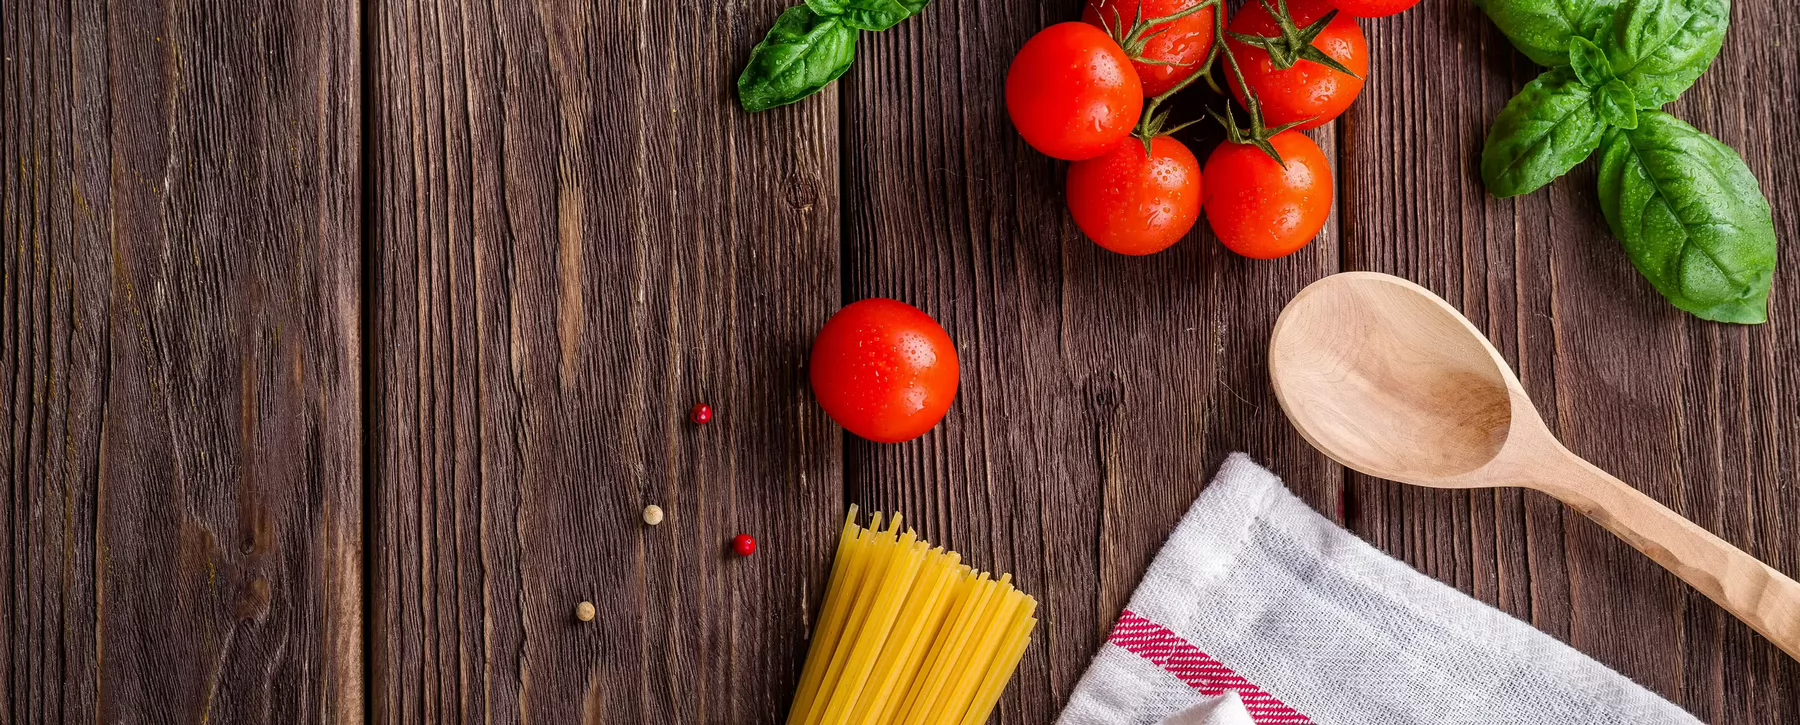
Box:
1538, 451, 1800, 661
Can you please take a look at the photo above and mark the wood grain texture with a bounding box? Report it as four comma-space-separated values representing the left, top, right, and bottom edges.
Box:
1345, 0, 1800, 720
2, 0, 362, 722
1341, 0, 1571, 643
839, 3, 1339, 722
363, 0, 840, 722
7, 0, 1798, 719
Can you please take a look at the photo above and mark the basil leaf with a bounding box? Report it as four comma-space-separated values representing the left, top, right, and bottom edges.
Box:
1481, 68, 1607, 198
1595, 80, 1639, 128
808, 0, 928, 32
1604, 0, 1728, 107
1596, 112, 1776, 323
738, 6, 859, 113
1568, 36, 1614, 86
1472, 0, 1621, 67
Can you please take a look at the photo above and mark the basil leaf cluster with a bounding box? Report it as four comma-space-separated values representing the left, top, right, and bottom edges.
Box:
1475, 0, 1777, 324
1598, 113, 1775, 323
738, 0, 931, 113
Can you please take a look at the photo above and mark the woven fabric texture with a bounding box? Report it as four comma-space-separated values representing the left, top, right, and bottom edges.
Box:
1057, 453, 1702, 725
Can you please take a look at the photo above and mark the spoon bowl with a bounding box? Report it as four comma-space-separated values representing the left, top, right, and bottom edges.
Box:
1269, 272, 1800, 661
1270, 273, 1517, 485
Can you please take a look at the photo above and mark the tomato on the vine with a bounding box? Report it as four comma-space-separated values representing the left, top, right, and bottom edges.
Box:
1202, 130, 1333, 259
1068, 136, 1203, 256
1225, 0, 1367, 131
809, 299, 959, 444
1081, 0, 1220, 98
1006, 22, 1145, 161
1328, 0, 1422, 18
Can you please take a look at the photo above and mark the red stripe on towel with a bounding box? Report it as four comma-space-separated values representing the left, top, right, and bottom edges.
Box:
1108, 611, 1313, 724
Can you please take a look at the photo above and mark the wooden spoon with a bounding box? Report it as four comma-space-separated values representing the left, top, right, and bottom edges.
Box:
1268, 271, 1800, 660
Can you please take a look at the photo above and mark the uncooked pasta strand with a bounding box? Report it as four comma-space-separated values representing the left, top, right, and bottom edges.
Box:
850, 547, 962, 725
788, 507, 868, 722
788, 510, 1038, 725
956, 603, 1039, 725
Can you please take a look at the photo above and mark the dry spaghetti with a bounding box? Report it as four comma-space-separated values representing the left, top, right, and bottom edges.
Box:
788, 507, 1038, 725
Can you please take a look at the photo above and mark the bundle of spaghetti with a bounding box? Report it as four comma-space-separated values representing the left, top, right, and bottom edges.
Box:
787, 507, 1039, 725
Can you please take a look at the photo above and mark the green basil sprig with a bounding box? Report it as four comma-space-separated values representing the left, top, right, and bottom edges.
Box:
1471, 0, 1620, 67
738, 7, 859, 113
1606, 0, 1728, 106
808, 0, 927, 32
1597, 113, 1776, 324
738, 0, 930, 112
1594, 80, 1639, 129
1480, 68, 1605, 198
1475, 0, 1777, 324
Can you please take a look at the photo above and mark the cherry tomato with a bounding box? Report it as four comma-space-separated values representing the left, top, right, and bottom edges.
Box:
1006, 23, 1145, 161
733, 534, 757, 557
1067, 136, 1203, 256
1081, 0, 1220, 98
1328, 0, 1422, 18
1202, 131, 1333, 259
1225, 0, 1367, 131
809, 299, 959, 444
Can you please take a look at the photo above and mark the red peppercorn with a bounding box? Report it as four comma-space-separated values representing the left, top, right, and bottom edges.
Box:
689, 403, 713, 425
733, 534, 757, 557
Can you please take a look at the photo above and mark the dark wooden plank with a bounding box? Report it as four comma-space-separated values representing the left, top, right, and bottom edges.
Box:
365, 0, 840, 722
840, 3, 1341, 722
2, 0, 362, 722
1339, 0, 1562, 637
1347, 1, 1800, 721
1566, 2, 1800, 717
1687, 6, 1800, 716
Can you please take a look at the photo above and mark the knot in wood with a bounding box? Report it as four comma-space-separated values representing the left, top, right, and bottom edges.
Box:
784, 171, 820, 211
1085, 374, 1125, 412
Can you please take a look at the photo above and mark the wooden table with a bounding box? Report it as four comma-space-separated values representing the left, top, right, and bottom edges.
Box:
7, 0, 1798, 721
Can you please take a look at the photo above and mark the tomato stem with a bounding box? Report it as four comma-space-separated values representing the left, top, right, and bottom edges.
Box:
1133, 46, 1211, 154
1227, 0, 1361, 77
1102, 0, 1218, 66
1115, 0, 1322, 167
1203, 0, 1303, 167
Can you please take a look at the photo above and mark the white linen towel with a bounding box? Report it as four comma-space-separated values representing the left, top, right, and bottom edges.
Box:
1160, 692, 1256, 725
1057, 453, 1701, 725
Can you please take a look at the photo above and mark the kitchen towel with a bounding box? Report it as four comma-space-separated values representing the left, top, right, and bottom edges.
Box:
1057, 453, 1702, 725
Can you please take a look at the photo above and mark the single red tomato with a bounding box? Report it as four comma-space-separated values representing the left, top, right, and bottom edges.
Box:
1328, 0, 1422, 18
1202, 131, 1333, 259
1006, 22, 1145, 161
1225, 0, 1368, 131
1081, 0, 1220, 98
1067, 136, 1203, 256
809, 299, 959, 444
